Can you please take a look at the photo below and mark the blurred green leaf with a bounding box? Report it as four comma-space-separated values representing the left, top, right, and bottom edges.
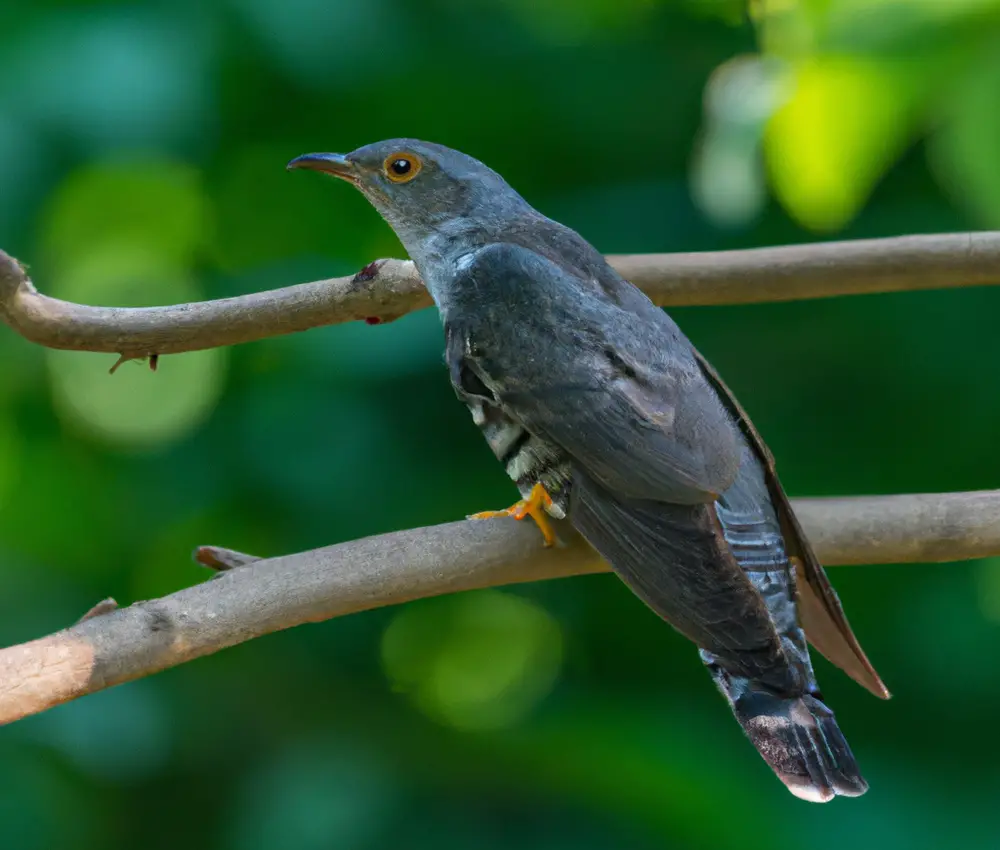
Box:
821, 0, 1000, 55
0, 437, 124, 577
4, 8, 214, 154
24, 682, 174, 782
691, 55, 787, 227
682, 0, 749, 26
41, 158, 209, 274
929, 47, 1000, 226
382, 590, 563, 730
231, 0, 409, 87
46, 247, 227, 449
224, 736, 397, 850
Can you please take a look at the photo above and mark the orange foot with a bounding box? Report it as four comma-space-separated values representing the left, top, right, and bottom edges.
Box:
469, 482, 557, 547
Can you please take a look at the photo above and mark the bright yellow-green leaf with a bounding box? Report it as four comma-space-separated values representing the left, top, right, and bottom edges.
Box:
763, 55, 922, 231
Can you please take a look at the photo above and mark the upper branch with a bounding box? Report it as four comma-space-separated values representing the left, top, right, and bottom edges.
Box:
1, 489, 999, 727
0, 253, 428, 360
2, 232, 998, 359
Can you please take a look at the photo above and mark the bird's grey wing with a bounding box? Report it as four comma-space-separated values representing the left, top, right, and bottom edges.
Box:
450, 243, 742, 505
572, 473, 797, 689
448, 244, 794, 687
693, 349, 890, 700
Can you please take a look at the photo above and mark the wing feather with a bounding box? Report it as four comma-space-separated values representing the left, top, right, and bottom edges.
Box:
449, 243, 742, 505
571, 473, 797, 690
446, 244, 802, 686
693, 350, 890, 700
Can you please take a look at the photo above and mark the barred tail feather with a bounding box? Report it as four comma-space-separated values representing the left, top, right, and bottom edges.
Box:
736, 690, 866, 802
705, 660, 867, 802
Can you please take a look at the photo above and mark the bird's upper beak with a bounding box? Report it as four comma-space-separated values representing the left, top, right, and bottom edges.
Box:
286, 152, 358, 183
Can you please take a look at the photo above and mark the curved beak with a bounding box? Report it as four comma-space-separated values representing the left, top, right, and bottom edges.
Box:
286, 152, 358, 183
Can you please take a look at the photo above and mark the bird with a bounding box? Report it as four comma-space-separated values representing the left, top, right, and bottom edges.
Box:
288, 140, 890, 802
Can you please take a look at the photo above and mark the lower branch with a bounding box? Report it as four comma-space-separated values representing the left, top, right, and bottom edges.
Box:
1, 489, 998, 727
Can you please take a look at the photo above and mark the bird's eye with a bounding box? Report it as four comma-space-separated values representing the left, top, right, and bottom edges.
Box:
384, 153, 421, 183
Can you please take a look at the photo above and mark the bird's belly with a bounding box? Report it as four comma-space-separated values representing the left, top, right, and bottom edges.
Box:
469, 398, 573, 519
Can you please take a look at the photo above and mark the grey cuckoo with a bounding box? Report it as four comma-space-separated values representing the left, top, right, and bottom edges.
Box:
288, 140, 890, 803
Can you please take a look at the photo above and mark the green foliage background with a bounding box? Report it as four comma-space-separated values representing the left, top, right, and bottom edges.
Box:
2, 0, 1000, 847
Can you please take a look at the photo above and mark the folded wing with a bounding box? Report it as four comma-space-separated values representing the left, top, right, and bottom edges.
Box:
452, 243, 743, 504
450, 244, 796, 687
692, 350, 890, 700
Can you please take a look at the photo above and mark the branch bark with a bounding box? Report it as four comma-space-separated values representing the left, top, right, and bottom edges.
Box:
2, 231, 998, 362
1, 489, 999, 727
2, 233, 999, 726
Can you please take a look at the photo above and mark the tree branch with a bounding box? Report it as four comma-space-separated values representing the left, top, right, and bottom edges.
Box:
3, 233, 998, 724
1, 489, 998, 726
2, 231, 998, 361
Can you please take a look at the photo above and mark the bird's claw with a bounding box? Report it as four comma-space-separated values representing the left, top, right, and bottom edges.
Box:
469, 482, 557, 547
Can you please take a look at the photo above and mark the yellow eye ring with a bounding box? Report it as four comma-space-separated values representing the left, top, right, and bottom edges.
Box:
384, 152, 421, 183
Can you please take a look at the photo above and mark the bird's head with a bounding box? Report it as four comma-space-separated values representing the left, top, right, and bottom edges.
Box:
287, 139, 530, 265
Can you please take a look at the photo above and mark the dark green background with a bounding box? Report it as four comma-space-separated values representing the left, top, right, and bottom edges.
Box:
2, 1, 1000, 847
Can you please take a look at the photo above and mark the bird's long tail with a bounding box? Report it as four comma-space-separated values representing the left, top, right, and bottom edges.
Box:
702, 657, 867, 802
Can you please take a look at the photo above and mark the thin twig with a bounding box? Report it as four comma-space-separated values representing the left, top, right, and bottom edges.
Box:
1, 489, 998, 727
2, 232, 999, 362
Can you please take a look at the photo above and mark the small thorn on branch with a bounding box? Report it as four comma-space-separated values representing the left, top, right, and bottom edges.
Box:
194, 545, 262, 572
77, 598, 119, 623
109, 353, 160, 374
